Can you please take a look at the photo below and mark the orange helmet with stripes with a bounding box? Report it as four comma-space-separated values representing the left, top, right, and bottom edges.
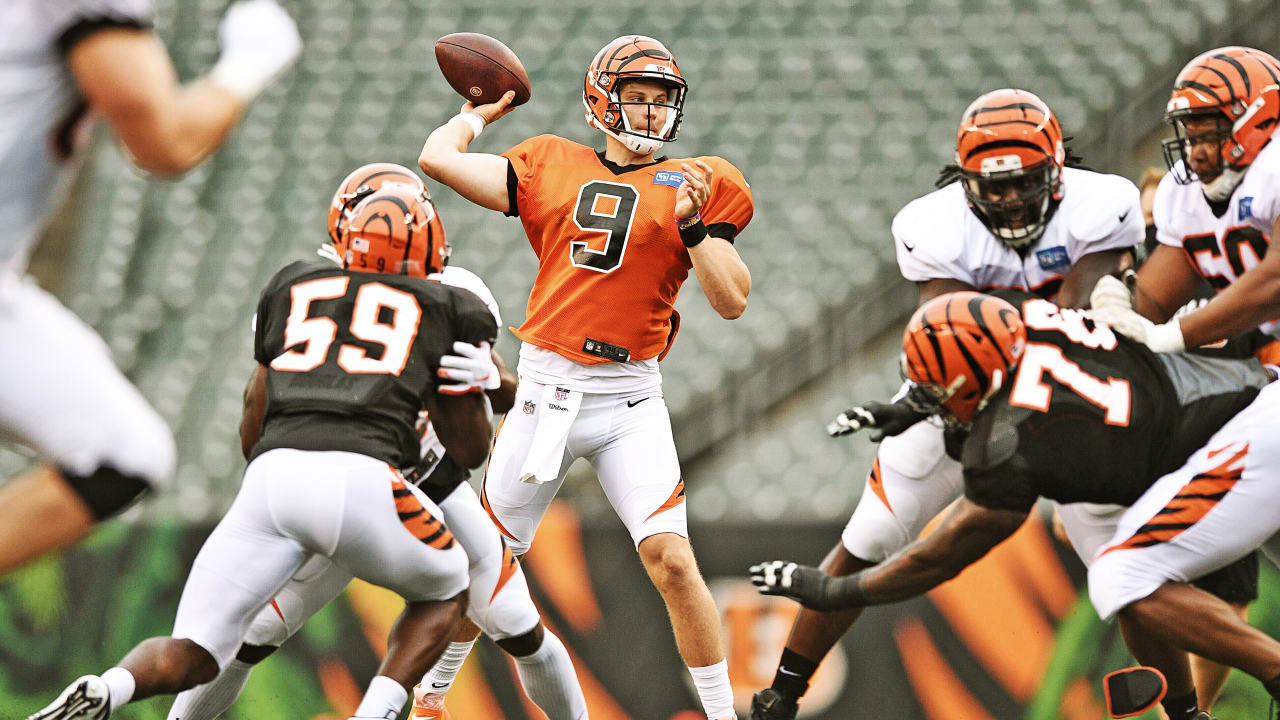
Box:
1162, 47, 1280, 194
901, 292, 1027, 427
342, 185, 449, 278
583, 35, 687, 155
956, 89, 1066, 249
328, 163, 428, 254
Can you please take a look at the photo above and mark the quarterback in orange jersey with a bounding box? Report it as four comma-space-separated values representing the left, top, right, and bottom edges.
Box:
420, 34, 751, 719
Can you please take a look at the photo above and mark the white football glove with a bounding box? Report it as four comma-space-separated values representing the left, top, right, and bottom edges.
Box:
437, 341, 500, 395
210, 0, 303, 101
1087, 275, 1186, 353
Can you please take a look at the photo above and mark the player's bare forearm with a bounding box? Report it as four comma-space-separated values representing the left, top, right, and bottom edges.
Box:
917, 278, 977, 306
1178, 259, 1280, 348
1059, 248, 1130, 309
239, 364, 268, 460
852, 499, 1025, 605
69, 30, 246, 175
427, 393, 493, 468
690, 238, 750, 319
1133, 245, 1203, 322
486, 349, 517, 414
418, 95, 515, 212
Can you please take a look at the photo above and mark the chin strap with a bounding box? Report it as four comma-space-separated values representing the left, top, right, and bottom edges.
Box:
1202, 166, 1246, 201
585, 113, 665, 155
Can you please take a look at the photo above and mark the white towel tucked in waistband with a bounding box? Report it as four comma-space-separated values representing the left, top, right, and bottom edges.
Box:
518, 385, 582, 484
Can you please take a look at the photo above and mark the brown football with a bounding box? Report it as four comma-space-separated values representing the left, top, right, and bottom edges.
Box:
434, 32, 531, 107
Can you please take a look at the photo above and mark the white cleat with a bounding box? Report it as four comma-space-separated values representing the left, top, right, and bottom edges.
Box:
26, 675, 110, 720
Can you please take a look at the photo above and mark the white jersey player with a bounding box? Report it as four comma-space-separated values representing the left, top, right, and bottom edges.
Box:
751, 88, 1139, 720
0, 0, 300, 573
164, 165, 587, 720
1091, 47, 1280, 354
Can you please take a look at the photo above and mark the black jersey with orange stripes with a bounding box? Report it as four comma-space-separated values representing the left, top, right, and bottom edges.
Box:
959, 289, 1265, 513
502, 134, 752, 364
251, 260, 497, 467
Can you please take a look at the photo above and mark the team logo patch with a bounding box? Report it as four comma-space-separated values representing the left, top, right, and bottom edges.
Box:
522, 400, 535, 415
652, 170, 683, 188
555, 387, 570, 401
1240, 196, 1254, 221
1035, 246, 1070, 271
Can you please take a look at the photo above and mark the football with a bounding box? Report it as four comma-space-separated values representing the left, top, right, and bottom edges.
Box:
434, 32, 532, 107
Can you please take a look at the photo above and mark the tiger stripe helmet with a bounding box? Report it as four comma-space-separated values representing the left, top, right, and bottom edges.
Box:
1163, 46, 1280, 186
583, 35, 687, 155
901, 292, 1027, 427
342, 185, 449, 278
956, 89, 1066, 249
328, 163, 428, 254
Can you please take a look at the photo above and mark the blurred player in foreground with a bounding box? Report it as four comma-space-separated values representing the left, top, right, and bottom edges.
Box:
165, 164, 587, 720
754, 291, 1280, 719
0, 0, 300, 573
27, 183, 493, 720
419, 34, 752, 719
751, 88, 1141, 719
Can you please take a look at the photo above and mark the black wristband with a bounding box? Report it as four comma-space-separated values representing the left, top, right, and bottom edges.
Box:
676, 217, 708, 248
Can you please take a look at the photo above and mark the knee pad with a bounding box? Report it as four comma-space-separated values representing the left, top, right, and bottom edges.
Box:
59, 464, 150, 520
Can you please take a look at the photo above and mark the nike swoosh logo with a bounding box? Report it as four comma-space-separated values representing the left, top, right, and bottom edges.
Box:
431, 681, 450, 689
626, 397, 650, 408
1118, 210, 1130, 223
901, 239, 916, 252
778, 668, 802, 677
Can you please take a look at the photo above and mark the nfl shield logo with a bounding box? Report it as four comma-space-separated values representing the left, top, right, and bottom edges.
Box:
555, 387, 569, 401
522, 400, 535, 415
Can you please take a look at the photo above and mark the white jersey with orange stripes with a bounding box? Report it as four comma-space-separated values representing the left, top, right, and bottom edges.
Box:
1153, 135, 1280, 337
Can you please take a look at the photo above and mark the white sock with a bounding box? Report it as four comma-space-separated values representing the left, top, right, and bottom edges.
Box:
420, 639, 476, 696
353, 675, 408, 719
166, 658, 255, 720
687, 659, 734, 719
101, 667, 136, 711
513, 630, 587, 720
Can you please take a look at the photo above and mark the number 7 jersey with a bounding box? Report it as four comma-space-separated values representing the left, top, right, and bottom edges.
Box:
251, 260, 498, 467
503, 134, 753, 364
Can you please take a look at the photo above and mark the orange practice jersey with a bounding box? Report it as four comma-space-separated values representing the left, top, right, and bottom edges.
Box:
503, 134, 753, 364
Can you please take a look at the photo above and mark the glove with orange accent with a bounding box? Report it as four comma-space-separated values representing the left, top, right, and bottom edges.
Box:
750, 560, 865, 610
437, 341, 500, 395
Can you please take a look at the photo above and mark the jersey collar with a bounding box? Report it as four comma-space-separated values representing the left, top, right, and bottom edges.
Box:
595, 150, 668, 176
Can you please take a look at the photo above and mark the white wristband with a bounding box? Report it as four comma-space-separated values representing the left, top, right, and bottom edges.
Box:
451, 112, 485, 140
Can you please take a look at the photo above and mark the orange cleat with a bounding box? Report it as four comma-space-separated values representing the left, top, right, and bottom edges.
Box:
408, 684, 453, 720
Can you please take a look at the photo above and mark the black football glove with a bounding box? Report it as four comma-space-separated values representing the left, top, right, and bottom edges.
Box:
750, 560, 843, 610
826, 399, 929, 441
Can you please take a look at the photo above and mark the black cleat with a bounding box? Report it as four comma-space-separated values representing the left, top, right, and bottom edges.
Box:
749, 688, 798, 720
1103, 666, 1166, 718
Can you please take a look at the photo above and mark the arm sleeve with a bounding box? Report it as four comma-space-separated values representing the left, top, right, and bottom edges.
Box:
1153, 174, 1184, 248
699, 158, 754, 243
1067, 175, 1143, 257
892, 204, 976, 284
51, 0, 153, 56
959, 405, 1038, 512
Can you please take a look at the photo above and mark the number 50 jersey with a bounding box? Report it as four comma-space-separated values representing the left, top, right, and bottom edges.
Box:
502, 135, 753, 364
251, 260, 498, 468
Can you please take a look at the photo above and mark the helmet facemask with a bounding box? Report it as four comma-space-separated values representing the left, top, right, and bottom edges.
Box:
1162, 111, 1244, 201
587, 74, 686, 155
961, 157, 1060, 249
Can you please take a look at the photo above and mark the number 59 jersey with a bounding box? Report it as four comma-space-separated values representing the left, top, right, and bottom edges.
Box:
251, 260, 498, 467
502, 135, 753, 364
1154, 138, 1280, 335
959, 290, 1267, 514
